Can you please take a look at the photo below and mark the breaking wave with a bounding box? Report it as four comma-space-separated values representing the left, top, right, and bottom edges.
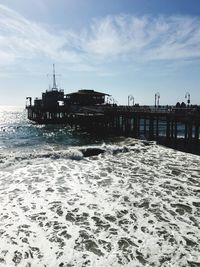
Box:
0, 142, 132, 170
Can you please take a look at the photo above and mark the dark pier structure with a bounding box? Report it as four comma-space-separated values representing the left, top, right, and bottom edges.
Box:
26, 66, 200, 154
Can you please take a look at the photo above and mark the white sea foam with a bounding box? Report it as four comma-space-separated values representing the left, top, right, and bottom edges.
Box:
0, 139, 200, 266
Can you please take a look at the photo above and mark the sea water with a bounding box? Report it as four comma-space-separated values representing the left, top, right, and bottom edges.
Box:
0, 106, 200, 267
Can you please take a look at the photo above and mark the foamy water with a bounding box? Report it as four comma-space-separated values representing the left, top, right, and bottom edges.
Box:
0, 107, 200, 266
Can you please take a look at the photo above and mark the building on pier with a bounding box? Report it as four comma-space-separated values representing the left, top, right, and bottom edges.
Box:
26, 65, 110, 122
65, 89, 108, 106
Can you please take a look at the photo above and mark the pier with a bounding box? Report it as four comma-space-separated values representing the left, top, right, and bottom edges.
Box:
26, 101, 200, 154
26, 66, 200, 154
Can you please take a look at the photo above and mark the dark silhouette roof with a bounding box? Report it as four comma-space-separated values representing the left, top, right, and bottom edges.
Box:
66, 89, 109, 96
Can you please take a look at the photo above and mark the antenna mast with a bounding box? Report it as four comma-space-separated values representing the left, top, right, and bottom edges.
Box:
52, 63, 57, 90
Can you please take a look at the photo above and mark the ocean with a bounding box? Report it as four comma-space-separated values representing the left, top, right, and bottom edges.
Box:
0, 106, 200, 267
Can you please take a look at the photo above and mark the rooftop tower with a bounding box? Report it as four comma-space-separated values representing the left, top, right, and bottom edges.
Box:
52, 63, 57, 90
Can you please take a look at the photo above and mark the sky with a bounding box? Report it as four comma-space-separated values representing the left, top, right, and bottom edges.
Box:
0, 0, 200, 106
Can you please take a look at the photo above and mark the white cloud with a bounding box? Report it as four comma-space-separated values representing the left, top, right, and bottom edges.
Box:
0, 4, 200, 70
84, 15, 152, 57
0, 4, 82, 65
84, 14, 200, 61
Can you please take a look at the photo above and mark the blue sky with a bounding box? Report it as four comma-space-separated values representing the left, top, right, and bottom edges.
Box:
0, 0, 200, 105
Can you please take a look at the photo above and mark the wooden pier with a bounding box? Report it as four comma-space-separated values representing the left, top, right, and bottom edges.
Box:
26, 66, 200, 154
26, 104, 200, 154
